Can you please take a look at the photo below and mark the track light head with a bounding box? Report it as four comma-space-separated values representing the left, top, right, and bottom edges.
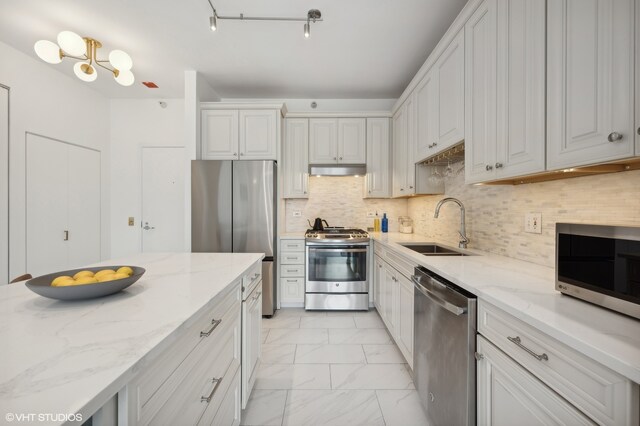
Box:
210, 14, 217, 31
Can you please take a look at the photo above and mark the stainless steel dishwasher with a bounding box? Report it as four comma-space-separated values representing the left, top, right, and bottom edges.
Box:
412, 266, 477, 426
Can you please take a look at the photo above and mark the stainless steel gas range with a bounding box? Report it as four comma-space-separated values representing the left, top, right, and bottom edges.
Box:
305, 227, 370, 310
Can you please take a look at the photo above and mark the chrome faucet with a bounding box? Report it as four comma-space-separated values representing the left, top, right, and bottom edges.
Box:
434, 197, 469, 249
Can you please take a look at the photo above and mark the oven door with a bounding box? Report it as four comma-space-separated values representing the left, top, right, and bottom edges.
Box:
306, 246, 368, 293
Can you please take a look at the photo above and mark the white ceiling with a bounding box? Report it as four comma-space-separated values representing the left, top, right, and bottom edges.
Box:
0, 0, 468, 99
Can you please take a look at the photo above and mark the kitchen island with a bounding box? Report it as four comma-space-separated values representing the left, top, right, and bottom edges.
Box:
0, 252, 263, 425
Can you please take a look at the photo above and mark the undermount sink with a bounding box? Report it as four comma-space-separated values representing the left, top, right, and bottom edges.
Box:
400, 243, 469, 256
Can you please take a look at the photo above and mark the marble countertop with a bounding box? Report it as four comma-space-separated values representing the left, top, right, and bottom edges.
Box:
371, 232, 640, 384
0, 252, 263, 424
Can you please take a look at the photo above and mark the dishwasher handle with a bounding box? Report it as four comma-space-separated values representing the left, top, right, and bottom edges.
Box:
411, 275, 467, 316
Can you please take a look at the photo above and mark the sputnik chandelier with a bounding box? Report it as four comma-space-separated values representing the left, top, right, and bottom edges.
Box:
34, 31, 135, 86
206, 0, 322, 38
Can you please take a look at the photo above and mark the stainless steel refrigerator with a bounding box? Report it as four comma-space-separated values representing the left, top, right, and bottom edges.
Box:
191, 160, 277, 316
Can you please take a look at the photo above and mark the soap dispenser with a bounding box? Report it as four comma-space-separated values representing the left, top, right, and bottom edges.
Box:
381, 213, 388, 233
373, 212, 381, 232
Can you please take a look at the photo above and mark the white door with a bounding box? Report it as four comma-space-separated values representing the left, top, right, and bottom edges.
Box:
201, 110, 239, 160
67, 145, 101, 269
283, 119, 309, 198
415, 69, 439, 161
437, 30, 465, 150
239, 110, 277, 160
365, 118, 390, 198
141, 147, 185, 252
0, 86, 7, 283
337, 118, 366, 163
547, 0, 635, 169
309, 119, 338, 163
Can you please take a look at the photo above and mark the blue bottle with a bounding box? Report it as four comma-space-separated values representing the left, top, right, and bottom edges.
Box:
381, 213, 388, 233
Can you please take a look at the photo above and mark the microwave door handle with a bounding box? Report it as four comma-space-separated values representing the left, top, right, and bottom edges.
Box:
411, 275, 466, 316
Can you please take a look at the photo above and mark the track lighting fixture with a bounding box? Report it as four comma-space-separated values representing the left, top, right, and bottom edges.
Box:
205, 0, 322, 38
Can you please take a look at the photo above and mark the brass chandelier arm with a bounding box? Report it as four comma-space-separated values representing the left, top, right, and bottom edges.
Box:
216, 14, 322, 22
95, 60, 118, 76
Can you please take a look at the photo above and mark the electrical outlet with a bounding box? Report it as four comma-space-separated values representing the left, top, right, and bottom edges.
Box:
366, 212, 376, 218
292, 210, 302, 217
525, 213, 542, 234
128, 217, 135, 226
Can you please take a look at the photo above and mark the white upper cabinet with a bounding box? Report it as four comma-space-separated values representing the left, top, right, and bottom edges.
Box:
201, 107, 278, 160
338, 118, 366, 163
416, 69, 439, 161
392, 103, 408, 197
365, 118, 391, 198
465, 0, 546, 184
202, 110, 239, 160
436, 30, 465, 150
309, 118, 366, 164
547, 0, 635, 169
239, 110, 277, 160
283, 119, 309, 199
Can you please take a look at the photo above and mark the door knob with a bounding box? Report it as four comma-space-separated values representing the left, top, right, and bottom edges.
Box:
607, 132, 623, 142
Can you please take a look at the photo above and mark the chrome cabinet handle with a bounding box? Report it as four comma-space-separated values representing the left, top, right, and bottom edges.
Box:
400, 188, 404, 191
252, 291, 262, 301
409, 185, 414, 189
433, 142, 438, 147
339, 157, 343, 160
607, 132, 623, 142
507, 336, 549, 361
252, 272, 260, 280
286, 269, 298, 273
201, 377, 222, 403
143, 222, 155, 230
485, 165, 493, 171
474, 352, 484, 361
63, 230, 69, 241
495, 162, 503, 169
637, 127, 640, 136
200, 319, 222, 337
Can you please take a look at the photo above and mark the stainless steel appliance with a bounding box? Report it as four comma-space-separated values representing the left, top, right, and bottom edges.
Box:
305, 227, 369, 310
191, 160, 277, 316
412, 266, 476, 426
556, 223, 640, 319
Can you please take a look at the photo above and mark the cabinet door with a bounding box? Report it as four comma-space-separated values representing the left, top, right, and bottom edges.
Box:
415, 69, 439, 161
309, 119, 338, 163
405, 95, 417, 195
391, 274, 401, 346
283, 119, 309, 198
338, 118, 366, 164
477, 336, 594, 426
495, 0, 546, 178
373, 256, 383, 309
398, 274, 414, 368
383, 268, 396, 333
547, 0, 635, 169
365, 118, 391, 198
281, 277, 304, 304
437, 29, 465, 150
392, 106, 407, 197
201, 110, 239, 160
242, 286, 262, 408
239, 110, 277, 160
464, 0, 498, 184
203, 368, 241, 426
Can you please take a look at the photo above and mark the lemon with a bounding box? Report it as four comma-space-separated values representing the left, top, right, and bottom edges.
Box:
94, 269, 116, 279
96, 273, 116, 283
73, 270, 94, 280
74, 276, 98, 285
51, 275, 73, 286
112, 272, 129, 280
116, 266, 133, 276
52, 277, 76, 287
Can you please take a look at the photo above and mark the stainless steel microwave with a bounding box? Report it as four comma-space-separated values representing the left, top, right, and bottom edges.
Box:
556, 223, 640, 320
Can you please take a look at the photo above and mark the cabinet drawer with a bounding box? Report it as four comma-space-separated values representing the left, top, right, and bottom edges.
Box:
280, 252, 305, 265
199, 366, 241, 426
281, 264, 304, 277
242, 262, 262, 300
281, 239, 305, 252
478, 300, 638, 426
373, 242, 385, 257
384, 249, 415, 280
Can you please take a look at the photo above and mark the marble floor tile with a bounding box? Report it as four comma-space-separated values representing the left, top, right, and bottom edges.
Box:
240, 390, 287, 426
326, 309, 381, 317
354, 314, 385, 329
255, 364, 331, 390
363, 344, 406, 363
282, 390, 385, 426
328, 328, 392, 344
300, 316, 356, 329
275, 308, 326, 318
261, 329, 269, 344
295, 344, 365, 364
266, 328, 328, 345
330, 364, 415, 390
376, 390, 429, 426
262, 316, 301, 329
261, 344, 296, 364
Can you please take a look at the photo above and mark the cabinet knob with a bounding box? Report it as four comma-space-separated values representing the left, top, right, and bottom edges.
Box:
409, 186, 414, 189
400, 188, 404, 191
637, 127, 640, 136
240, 152, 244, 156
485, 165, 493, 171
433, 142, 438, 147
233, 152, 237, 156
428, 144, 433, 149
333, 157, 337, 160
303, 191, 307, 194
495, 162, 503, 169
339, 157, 343, 160
607, 132, 623, 142
368, 190, 371, 193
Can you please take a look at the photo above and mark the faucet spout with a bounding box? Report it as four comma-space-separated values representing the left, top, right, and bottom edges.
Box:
433, 197, 469, 249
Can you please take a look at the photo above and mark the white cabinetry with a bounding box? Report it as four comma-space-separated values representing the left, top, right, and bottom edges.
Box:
547, 0, 635, 169
364, 118, 391, 198
242, 277, 262, 409
397, 273, 414, 361
283, 119, 309, 198
25, 134, 101, 276
279, 238, 305, 306
309, 118, 366, 164
415, 69, 439, 161
201, 107, 279, 160
465, 0, 546, 184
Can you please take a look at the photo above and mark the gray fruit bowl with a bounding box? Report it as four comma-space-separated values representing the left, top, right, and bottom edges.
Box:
25, 266, 146, 301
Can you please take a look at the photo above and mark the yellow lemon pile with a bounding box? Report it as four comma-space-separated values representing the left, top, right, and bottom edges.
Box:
50, 267, 134, 287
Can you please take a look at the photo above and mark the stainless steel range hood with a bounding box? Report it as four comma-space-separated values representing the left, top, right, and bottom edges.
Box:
309, 164, 366, 176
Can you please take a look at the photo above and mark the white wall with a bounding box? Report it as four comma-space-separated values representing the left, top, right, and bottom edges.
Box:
0, 41, 110, 280
110, 98, 185, 258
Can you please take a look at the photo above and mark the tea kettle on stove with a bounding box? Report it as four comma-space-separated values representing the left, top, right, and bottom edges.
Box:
308, 218, 329, 231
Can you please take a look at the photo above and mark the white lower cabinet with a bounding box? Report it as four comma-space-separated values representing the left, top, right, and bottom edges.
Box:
279, 238, 306, 306
397, 273, 414, 363
242, 283, 262, 409
477, 335, 594, 426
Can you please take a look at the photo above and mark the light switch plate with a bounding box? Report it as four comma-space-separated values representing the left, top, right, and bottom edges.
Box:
525, 213, 542, 234
292, 210, 302, 217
